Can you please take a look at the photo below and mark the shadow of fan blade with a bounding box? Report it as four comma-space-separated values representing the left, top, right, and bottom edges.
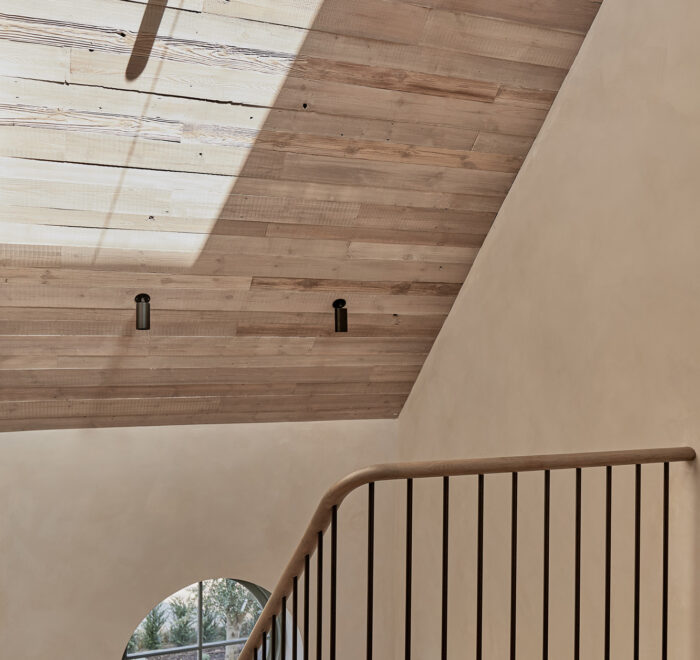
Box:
126, 0, 168, 80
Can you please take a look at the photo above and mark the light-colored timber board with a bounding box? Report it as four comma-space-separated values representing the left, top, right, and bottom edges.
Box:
0, 0, 601, 429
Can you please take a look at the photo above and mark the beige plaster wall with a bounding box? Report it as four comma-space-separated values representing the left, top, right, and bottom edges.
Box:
0, 419, 398, 659
397, 0, 700, 656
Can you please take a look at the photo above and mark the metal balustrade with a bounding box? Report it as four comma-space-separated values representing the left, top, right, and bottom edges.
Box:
239, 447, 695, 660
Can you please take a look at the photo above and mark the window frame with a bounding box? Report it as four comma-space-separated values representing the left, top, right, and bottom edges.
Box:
124, 579, 264, 660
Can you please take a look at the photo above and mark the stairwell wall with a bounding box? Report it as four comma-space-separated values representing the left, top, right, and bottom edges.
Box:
398, 0, 700, 656
0, 419, 399, 659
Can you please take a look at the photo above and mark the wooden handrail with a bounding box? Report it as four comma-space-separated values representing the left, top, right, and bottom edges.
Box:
239, 446, 695, 660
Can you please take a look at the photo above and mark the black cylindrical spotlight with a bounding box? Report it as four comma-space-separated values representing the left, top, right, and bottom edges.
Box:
135, 293, 151, 330
333, 298, 347, 332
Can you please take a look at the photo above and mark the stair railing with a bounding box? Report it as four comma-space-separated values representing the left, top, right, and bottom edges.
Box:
238, 447, 695, 660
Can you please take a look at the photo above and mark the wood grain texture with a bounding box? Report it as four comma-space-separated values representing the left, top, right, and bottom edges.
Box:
0, 0, 601, 429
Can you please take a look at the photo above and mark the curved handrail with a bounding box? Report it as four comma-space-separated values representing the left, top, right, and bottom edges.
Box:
239, 446, 695, 660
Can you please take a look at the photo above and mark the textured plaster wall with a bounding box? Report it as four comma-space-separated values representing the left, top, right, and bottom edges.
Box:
398, 0, 700, 656
0, 420, 398, 659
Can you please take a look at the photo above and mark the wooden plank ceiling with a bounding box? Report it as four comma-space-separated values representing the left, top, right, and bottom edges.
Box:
0, 0, 601, 431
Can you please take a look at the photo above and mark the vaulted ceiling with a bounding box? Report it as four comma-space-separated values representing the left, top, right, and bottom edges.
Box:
0, 0, 601, 430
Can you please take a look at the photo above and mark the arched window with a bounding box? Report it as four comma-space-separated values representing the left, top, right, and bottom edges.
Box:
123, 578, 271, 660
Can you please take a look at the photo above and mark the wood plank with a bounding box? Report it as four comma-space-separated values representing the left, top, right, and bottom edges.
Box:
347, 242, 477, 263
0, 156, 228, 195
249, 151, 516, 196
235, 314, 445, 337
198, 177, 504, 212
274, 78, 548, 136
2, 154, 502, 216
300, 31, 569, 92
0, 244, 471, 282
0, 75, 270, 128
254, 132, 522, 172
496, 87, 558, 110
0, 221, 353, 260
207, 196, 493, 234
0, 380, 412, 401
0, 407, 399, 432
0, 124, 513, 179
203, 0, 428, 42
0, 267, 252, 289
421, 10, 584, 69
0, 284, 456, 315
202, 0, 324, 29
264, 222, 486, 248
0, 103, 183, 141
431, 0, 601, 34
0, 335, 430, 357
290, 57, 500, 102
251, 278, 461, 297
0, 352, 426, 369
0, 39, 68, 81
2, 178, 173, 217
130, 0, 205, 12
0, 392, 407, 420
356, 204, 495, 233
0, 126, 255, 178
0, 308, 448, 338
1, 365, 422, 387
0, 318, 443, 339
239, 108, 481, 151
0, 204, 269, 238
0, 335, 315, 356
69, 48, 287, 106
472, 131, 535, 157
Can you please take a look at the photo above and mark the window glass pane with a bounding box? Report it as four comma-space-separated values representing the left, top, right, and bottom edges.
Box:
127, 583, 199, 653
202, 579, 263, 643
124, 578, 270, 659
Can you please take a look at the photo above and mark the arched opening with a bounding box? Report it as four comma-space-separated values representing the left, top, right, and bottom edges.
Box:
123, 578, 293, 660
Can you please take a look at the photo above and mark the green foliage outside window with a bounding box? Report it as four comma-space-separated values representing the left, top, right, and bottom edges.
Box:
126, 579, 265, 658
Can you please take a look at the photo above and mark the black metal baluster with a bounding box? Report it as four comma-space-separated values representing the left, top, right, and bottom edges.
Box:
442, 476, 449, 660
304, 556, 310, 660
406, 479, 413, 660
634, 464, 641, 660
574, 468, 582, 660
198, 581, 203, 660
604, 467, 612, 660
263, 631, 267, 660
317, 531, 323, 660
662, 462, 669, 660
330, 506, 337, 660
293, 577, 298, 660
367, 482, 375, 660
254, 648, 258, 660
510, 472, 518, 660
542, 470, 550, 660
477, 474, 484, 660
272, 615, 277, 660
282, 597, 287, 660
